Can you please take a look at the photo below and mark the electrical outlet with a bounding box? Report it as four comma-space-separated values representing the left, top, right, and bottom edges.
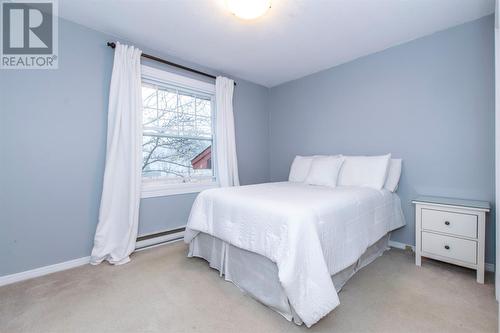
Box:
405, 245, 414, 252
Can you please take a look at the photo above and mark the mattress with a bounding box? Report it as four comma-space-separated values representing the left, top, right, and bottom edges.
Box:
184, 182, 405, 326
188, 232, 391, 325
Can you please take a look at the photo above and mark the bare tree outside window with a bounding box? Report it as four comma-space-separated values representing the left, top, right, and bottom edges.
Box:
141, 83, 214, 184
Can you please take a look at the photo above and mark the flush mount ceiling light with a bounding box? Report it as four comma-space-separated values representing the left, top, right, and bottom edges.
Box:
226, 0, 271, 20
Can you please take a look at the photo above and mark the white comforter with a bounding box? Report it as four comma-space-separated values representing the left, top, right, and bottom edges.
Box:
184, 182, 405, 327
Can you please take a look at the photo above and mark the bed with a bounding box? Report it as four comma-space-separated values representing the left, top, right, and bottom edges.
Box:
184, 181, 405, 327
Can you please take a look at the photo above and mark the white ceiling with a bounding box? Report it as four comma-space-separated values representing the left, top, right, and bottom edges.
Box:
59, 0, 495, 87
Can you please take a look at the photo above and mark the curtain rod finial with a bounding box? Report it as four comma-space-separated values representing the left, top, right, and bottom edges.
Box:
107, 42, 116, 48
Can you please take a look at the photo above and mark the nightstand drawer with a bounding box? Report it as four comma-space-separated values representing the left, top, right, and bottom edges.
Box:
421, 232, 477, 265
421, 208, 477, 238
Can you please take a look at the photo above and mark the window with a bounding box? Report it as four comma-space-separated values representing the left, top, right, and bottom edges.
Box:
140, 66, 218, 198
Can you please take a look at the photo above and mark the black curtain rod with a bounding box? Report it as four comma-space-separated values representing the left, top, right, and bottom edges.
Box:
107, 42, 235, 85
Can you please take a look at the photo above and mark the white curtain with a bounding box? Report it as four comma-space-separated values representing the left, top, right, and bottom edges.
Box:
215, 77, 240, 187
91, 42, 143, 265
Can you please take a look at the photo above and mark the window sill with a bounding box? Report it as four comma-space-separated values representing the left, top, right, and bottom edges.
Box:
141, 182, 219, 199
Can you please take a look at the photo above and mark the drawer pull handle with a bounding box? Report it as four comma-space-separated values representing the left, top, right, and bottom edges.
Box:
444, 221, 450, 226
444, 245, 450, 250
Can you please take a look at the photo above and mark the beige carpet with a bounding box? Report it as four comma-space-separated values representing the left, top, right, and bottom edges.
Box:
0, 242, 497, 333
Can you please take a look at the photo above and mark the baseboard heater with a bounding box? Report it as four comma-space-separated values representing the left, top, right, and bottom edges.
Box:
135, 227, 185, 250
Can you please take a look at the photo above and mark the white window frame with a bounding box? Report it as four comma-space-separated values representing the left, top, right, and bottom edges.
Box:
140, 65, 218, 198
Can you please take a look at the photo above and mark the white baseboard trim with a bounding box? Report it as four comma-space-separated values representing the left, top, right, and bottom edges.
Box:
388, 240, 495, 272
0, 256, 90, 287
0, 230, 186, 288
1, 234, 492, 287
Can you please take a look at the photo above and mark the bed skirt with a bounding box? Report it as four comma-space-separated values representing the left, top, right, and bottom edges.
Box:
188, 232, 390, 325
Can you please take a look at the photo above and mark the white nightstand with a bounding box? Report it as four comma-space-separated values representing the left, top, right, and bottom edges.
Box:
413, 196, 490, 284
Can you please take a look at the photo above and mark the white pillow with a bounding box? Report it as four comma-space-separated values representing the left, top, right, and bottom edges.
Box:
338, 154, 391, 190
304, 156, 345, 188
288, 155, 340, 182
289, 155, 315, 182
384, 158, 402, 192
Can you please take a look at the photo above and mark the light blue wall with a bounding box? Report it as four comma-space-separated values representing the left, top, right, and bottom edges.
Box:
0, 18, 270, 275
1, 14, 495, 276
268, 15, 495, 264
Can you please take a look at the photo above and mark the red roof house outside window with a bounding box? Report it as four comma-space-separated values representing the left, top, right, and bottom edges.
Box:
191, 146, 212, 169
